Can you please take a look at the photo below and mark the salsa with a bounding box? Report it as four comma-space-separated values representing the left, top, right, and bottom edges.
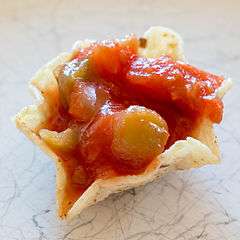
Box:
40, 36, 224, 216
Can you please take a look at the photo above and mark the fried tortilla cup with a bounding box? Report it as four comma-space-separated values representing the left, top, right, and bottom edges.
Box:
14, 26, 232, 219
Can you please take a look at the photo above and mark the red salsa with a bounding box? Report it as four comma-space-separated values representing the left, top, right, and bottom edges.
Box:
43, 36, 223, 216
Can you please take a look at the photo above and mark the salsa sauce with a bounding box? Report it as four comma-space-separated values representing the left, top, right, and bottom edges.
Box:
44, 36, 224, 216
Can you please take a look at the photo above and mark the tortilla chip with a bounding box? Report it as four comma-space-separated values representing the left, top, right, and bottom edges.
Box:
14, 27, 232, 219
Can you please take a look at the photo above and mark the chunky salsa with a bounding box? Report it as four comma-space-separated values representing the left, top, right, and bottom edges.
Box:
40, 36, 224, 216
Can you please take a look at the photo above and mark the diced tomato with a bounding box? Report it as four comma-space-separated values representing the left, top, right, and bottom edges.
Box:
68, 81, 97, 122
80, 114, 115, 177
89, 36, 138, 83
126, 56, 224, 122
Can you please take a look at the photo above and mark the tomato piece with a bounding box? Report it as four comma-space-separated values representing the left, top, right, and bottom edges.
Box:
80, 114, 115, 178
89, 36, 138, 82
68, 80, 111, 122
80, 101, 125, 164
68, 81, 97, 122
126, 56, 224, 122
55, 58, 89, 109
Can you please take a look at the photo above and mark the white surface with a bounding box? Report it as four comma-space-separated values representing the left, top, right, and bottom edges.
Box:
1, 1, 240, 239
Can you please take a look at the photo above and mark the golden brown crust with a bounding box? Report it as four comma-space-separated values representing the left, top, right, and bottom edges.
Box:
14, 27, 232, 219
